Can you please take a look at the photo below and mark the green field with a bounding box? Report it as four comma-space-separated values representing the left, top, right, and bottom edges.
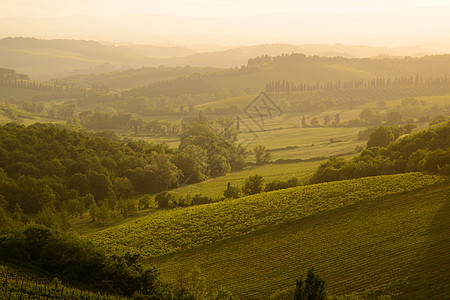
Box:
84, 173, 442, 257
151, 180, 450, 299
195, 94, 256, 111
239, 125, 364, 161
167, 159, 322, 199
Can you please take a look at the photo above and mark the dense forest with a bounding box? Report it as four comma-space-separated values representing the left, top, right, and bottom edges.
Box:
0, 115, 245, 229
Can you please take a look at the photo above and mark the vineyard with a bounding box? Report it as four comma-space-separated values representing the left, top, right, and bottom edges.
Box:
0, 264, 126, 300
85, 173, 443, 259
152, 180, 450, 299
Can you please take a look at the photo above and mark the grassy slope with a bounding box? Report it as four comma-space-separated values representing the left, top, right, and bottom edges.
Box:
84, 173, 442, 258
195, 94, 256, 111
150, 181, 450, 299
167, 159, 321, 199
239, 125, 364, 162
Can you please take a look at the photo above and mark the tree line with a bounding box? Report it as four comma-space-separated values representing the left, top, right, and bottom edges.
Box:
266, 74, 449, 94
1, 68, 111, 94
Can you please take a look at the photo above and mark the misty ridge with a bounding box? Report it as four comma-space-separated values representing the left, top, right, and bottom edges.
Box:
0, 2, 450, 300
0, 37, 438, 79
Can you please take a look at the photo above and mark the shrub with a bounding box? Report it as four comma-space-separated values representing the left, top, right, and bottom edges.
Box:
243, 174, 264, 195
224, 183, 242, 199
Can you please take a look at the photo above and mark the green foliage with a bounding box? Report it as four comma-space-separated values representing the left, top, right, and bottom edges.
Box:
155, 191, 175, 209
0, 225, 197, 298
254, 145, 271, 165
367, 126, 395, 148
264, 177, 299, 192
242, 174, 265, 195
118, 198, 138, 217
0, 264, 119, 300
174, 145, 209, 183
0, 123, 168, 220
138, 194, 153, 209
312, 122, 450, 183
294, 268, 326, 300
0, 122, 246, 226
179, 118, 246, 176
223, 183, 242, 199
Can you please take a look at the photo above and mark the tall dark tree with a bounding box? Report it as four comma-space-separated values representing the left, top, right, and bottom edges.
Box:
294, 268, 327, 300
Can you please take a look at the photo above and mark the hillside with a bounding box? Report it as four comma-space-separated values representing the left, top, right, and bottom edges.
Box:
152, 181, 450, 299
85, 173, 441, 257
0, 37, 442, 82
127, 54, 450, 96
59, 65, 221, 90
82, 173, 447, 298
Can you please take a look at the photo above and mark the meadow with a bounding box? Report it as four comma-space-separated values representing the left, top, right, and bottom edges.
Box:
167, 159, 322, 199
239, 124, 364, 161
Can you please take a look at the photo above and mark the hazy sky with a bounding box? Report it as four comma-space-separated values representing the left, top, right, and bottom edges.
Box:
3, 0, 450, 18
1, 0, 450, 51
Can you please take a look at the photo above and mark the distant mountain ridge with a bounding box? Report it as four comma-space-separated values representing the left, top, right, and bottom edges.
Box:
0, 37, 436, 80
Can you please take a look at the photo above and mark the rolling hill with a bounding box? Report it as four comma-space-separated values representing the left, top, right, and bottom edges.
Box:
82, 173, 448, 298
152, 180, 450, 299
126, 54, 450, 96
59, 65, 221, 90
0, 37, 441, 82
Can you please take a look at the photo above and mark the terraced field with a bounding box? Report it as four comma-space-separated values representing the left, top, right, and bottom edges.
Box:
151, 181, 450, 299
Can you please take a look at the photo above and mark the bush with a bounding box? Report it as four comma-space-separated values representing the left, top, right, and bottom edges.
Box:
192, 194, 213, 205
264, 177, 299, 192
243, 174, 264, 195
138, 194, 153, 209
224, 183, 242, 199
155, 191, 175, 209
118, 198, 138, 217
254, 145, 271, 165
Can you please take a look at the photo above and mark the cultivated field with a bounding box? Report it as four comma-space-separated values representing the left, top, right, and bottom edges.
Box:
84, 173, 442, 258
151, 181, 450, 299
